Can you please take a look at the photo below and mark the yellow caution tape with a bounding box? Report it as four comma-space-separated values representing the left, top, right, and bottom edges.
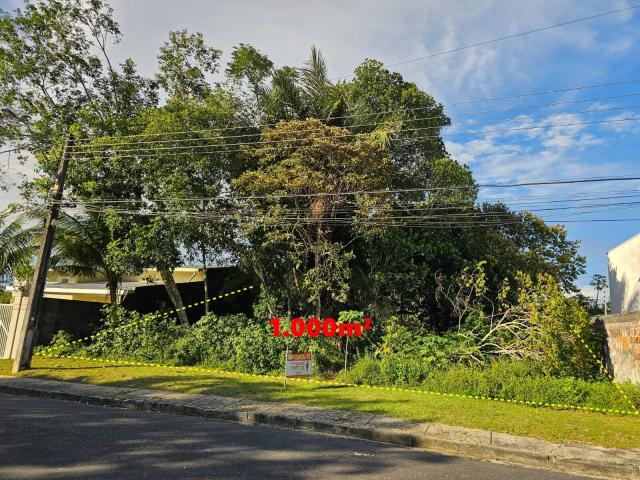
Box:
33, 351, 639, 417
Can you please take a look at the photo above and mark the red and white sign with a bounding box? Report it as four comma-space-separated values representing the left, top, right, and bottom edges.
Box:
285, 352, 312, 378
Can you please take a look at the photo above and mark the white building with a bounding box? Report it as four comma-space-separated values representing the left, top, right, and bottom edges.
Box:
608, 233, 640, 314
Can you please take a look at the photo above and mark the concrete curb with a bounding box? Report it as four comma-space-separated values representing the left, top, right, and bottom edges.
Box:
1, 376, 638, 479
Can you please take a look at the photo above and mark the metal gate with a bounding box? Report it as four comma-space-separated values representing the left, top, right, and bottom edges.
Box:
0, 304, 12, 358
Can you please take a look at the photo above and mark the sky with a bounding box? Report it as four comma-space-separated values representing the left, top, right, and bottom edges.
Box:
1, 0, 639, 297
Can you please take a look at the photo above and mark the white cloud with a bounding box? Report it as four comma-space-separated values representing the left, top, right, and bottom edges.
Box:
603, 111, 640, 134
441, 104, 640, 214
0, 155, 35, 208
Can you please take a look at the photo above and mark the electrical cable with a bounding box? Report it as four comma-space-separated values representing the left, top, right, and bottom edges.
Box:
72, 103, 640, 154
335, 4, 640, 79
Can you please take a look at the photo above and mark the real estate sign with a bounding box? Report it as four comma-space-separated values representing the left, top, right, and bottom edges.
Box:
285, 352, 312, 378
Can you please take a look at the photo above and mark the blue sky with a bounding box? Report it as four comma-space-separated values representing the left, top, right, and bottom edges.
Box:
1, 0, 639, 296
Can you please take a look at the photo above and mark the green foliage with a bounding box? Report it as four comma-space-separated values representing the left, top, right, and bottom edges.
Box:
34, 330, 76, 356
0, 209, 38, 278
5, 3, 595, 404
50, 211, 127, 303
232, 119, 392, 316
437, 263, 598, 379
379, 355, 432, 386
52, 309, 344, 375
0, 291, 11, 303
226, 43, 273, 93
156, 29, 221, 100
43, 302, 638, 413
340, 357, 639, 412
84, 305, 187, 363
424, 360, 636, 412
375, 317, 462, 369
232, 323, 283, 373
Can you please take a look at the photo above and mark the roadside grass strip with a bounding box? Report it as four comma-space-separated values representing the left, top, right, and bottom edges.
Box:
39, 286, 254, 356
34, 351, 640, 416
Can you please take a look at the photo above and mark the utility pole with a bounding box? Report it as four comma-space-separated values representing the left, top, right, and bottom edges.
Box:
12, 135, 74, 373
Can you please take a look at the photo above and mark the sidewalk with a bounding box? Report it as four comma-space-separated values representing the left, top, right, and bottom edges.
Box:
0, 375, 638, 480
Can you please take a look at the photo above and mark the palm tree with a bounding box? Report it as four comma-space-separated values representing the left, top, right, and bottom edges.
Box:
589, 274, 608, 307
0, 208, 37, 279
50, 212, 124, 305
262, 47, 349, 123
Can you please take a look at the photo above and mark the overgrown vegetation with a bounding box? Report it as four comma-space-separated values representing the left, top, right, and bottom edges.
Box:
40, 266, 640, 414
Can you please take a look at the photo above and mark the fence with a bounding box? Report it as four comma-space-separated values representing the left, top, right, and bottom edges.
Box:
0, 304, 12, 358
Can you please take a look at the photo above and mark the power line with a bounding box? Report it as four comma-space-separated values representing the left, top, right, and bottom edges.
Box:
59, 201, 640, 229
335, 4, 640, 79
70, 116, 640, 161
47, 175, 640, 205
70, 91, 640, 151
70, 205, 640, 222
60, 189, 640, 212
53, 187, 640, 228
71, 78, 640, 143
72, 103, 640, 153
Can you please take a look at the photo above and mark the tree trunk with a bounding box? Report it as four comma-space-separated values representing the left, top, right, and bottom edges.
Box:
107, 273, 120, 305
160, 268, 189, 325
314, 220, 322, 318
109, 283, 118, 305
252, 262, 274, 317
315, 249, 322, 318
202, 244, 209, 315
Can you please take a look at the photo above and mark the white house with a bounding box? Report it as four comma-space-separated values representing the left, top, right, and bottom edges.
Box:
608, 233, 640, 314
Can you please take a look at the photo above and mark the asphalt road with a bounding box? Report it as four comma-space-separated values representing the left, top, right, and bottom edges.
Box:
0, 392, 589, 480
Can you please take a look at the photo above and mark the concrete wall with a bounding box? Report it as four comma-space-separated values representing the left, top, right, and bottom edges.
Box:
594, 312, 640, 384
607, 233, 640, 314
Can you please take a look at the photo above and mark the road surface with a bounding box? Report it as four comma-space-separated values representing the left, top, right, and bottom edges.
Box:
0, 392, 588, 480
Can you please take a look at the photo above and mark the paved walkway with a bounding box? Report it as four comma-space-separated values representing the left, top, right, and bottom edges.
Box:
0, 376, 638, 479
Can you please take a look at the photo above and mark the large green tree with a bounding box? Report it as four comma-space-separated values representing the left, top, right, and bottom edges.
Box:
232, 119, 392, 317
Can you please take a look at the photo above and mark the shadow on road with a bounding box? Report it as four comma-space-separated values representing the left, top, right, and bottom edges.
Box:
0, 392, 460, 480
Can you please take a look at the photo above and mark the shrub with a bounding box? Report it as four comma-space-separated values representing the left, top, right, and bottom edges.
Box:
85, 305, 188, 363
423, 360, 639, 412
338, 355, 382, 385
380, 355, 432, 386
0, 291, 12, 303
338, 356, 640, 412
375, 317, 461, 370
233, 324, 284, 373
190, 313, 255, 366
439, 263, 602, 379
339, 354, 432, 386
35, 330, 76, 356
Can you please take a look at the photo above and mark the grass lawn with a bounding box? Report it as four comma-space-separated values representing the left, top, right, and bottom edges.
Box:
1, 357, 639, 449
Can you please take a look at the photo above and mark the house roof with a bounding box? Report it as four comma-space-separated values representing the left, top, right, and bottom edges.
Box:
43, 281, 152, 295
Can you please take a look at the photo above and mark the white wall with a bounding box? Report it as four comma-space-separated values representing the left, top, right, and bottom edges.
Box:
608, 233, 640, 314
